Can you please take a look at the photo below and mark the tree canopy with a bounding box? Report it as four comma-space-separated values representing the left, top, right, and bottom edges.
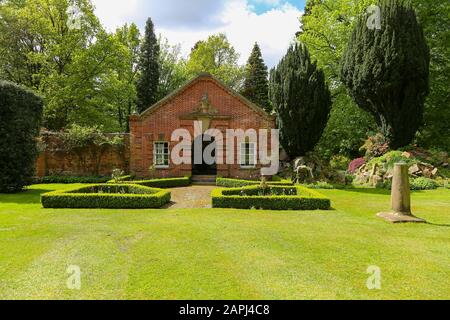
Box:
270, 43, 332, 158
298, 0, 377, 158
242, 43, 270, 112
0, 0, 136, 131
136, 18, 160, 114
157, 37, 188, 100
299, 0, 449, 153
186, 33, 243, 90
0, 0, 446, 157
341, 0, 430, 149
0, 81, 43, 192
413, 0, 450, 150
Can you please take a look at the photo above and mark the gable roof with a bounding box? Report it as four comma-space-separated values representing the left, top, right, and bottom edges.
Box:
138, 73, 275, 120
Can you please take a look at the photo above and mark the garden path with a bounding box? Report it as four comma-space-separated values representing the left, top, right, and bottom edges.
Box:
166, 186, 217, 209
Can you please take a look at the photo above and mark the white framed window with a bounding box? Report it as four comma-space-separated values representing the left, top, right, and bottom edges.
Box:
240, 142, 256, 168
154, 142, 169, 168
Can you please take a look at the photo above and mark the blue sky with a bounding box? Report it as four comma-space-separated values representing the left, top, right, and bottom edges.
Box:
92, 0, 305, 67
249, 0, 306, 14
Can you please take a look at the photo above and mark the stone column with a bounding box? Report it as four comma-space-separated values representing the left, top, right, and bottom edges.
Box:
377, 163, 426, 223
391, 163, 411, 215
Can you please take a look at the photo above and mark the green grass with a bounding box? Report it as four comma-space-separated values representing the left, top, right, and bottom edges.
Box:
0, 184, 449, 300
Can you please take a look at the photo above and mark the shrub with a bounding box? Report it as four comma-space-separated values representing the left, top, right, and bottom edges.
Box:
360, 133, 390, 159
345, 174, 355, 185
382, 177, 438, 191
223, 186, 298, 196
382, 179, 392, 190
0, 81, 43, 193
35, 176, 111, 184
330, 155, 351, 171
306, 182, 339, 190
367, 151, 418, 171
41, 184, 171, 209
118, 177, 191, 188
216, 178, 294, 188
271, 175, 284, 182
410, 177, 439, 191
211, 186, 331, 210
348, 158, 366, 174
59, 125, 124, 176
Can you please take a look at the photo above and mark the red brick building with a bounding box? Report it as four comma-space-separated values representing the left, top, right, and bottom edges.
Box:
129, 73, 276, 179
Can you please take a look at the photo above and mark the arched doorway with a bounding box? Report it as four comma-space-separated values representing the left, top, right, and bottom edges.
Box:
192, 134, 217, 176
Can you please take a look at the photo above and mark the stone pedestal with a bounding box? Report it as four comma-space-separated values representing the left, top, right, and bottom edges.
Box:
377, 163, 426, 223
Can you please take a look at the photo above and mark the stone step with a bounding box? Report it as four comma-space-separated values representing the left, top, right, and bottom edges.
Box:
191, 176, 217, 185
192, 181, 217, 186
192, 175, 217, 180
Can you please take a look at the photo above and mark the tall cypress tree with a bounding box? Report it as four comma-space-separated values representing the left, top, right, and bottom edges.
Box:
269, 42, 332, 158
136, 18, 160, 113
242, 43, 270, 112
341, 0, 430, 148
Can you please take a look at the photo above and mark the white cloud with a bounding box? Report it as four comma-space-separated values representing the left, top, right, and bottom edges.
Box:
217, 1, 302, 66
92, 0, 303, 68
91, 0, 139, 30
251, 0, 282, 6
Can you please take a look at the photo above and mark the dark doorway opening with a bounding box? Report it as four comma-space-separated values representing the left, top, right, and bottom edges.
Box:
192, 135, 217, 176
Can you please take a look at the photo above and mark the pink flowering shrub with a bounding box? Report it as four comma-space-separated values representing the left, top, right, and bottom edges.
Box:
348, 157, 366, 174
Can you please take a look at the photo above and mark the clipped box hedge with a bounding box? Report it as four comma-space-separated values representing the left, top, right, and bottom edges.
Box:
216, 177, 293, 188
211, 185, 331, 211
41, 184, 171, 209
113, 177, 191, 188
106, 175, 134, 184
36, 176, 111, 184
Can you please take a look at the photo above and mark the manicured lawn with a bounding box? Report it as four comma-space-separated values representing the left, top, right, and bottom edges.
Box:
0, 184, 449, 300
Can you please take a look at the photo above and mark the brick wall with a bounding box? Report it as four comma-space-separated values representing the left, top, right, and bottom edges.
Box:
130, 74, 276, 179
35, 132, 130, 177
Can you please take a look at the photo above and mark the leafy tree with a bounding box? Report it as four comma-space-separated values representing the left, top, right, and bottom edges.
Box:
0, 81, 43, 193
136, 18, 160, 114
299, 0, 449, 153
299, 0, 374, 86
186, 33, 243, 90
242, 43, 270, 112
413, 0, 450, 150
99, 23, 141, 132
315, 94, 375, 159
341, 0, 430, 149
269, 43, 332, 158
157, 37, 188, 100
0, 0, 124, 130
298, 0, 376, 158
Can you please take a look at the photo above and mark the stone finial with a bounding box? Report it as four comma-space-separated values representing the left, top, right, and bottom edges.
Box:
377, 163, 426, 223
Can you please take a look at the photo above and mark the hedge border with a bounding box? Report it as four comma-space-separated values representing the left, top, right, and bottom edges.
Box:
211, 185, 331, 211
216, 177, 294, 188
106, 175, 134, 183
108, 177, 191, 188
35, 176, 111, 184
41, 184, 171, 209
